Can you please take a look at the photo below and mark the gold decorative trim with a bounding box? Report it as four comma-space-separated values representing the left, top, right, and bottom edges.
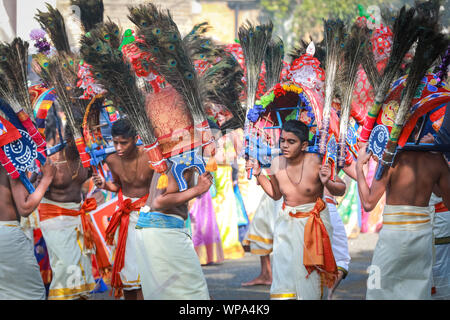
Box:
48, 283, 96, 300
383, 219, 430, 225
270, 293, 296, 299
246, 234, 274, 244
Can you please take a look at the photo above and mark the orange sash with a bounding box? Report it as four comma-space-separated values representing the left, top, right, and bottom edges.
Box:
104, 189, 149, 298
283, 198, 338, 288
38, 198, 112, 276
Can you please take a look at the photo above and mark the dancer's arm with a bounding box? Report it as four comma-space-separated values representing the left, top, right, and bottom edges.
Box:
321, 164, 346, 196
152, 170, 213, 210
10, 160, 56, 216
246, 158, 282, 200
356, 147, 390, 211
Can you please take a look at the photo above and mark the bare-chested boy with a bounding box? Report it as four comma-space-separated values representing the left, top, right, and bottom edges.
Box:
357, 136, 450, 299
92, 118, 153, 300
134, 164, 213, 299
37, 126, 97, 300
242, 165, 354, 298
0, 158, 56, 300
246, 120, 346, 299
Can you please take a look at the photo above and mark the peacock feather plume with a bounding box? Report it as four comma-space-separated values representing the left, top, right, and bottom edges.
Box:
381, 0, 449, 168
128, 3, 208, 126
336, 23, 369, 167
0, 38, 34, 118
360, 4, 423, 143
238, 20, 273, 111
183, 22, 223, 63
374, 5, 421, 104
43, 53, 87, 139
360, 25, 381, 91
79, 26, 157, 146
318, 19, 345, 155
264, 36, 284, 90
201, 52, 246, 132
35, 3, 71, 54
81, 18, 123, 51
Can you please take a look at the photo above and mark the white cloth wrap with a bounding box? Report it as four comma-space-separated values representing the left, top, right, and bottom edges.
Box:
135, 213, 210, 300
270, 201, 332, 300
39, 198, 96, 300
366, 204, 434, 300
0, 221, 46, 300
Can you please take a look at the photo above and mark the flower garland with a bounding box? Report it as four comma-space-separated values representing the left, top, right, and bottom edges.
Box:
247, 83, 314, 123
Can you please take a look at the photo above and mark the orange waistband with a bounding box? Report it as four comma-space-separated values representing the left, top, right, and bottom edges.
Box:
284, 197, 338, 288
38, 203, 82, 222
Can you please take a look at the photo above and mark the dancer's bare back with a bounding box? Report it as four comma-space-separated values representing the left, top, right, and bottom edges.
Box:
386, 151, 450, 207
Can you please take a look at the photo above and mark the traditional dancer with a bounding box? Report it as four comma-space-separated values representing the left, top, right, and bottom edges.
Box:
37, 127, 97, 300
357, 139, 450, 299
357, 1, 449, 300
246, 120, 346, 299
0, 148, 56, 300
242, 168, 352, 294
92, 118, 153, 300
242, 31, 353, 294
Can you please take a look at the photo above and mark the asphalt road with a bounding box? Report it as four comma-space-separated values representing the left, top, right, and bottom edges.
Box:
91, 232, 379, 300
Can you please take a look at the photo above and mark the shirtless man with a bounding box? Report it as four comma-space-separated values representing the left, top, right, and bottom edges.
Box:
0, 158, 56, 300
37, 126, 97, 300
134, 164, 213, 299
242, 165, 354, 294
92, 118, 153, 300
357, 138, 450, 299
246, 120, 346, 299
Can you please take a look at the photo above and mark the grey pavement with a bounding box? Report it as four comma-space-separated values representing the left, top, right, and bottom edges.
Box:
91, 232, 379, 300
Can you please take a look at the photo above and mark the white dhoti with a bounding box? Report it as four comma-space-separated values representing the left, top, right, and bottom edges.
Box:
0, 221, 46, 300
325, 196, 351, 276
429, 194, 450, 300
242, 193, 283, 256
135, 211, 210, 300
366, 205, 434, 300
38, 198, 96, 300
270, 200, 334, 300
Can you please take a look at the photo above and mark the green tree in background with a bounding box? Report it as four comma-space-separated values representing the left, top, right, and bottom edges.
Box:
259, 0, 425, 51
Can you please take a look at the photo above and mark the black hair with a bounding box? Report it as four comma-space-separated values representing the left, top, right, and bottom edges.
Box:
111, 118, 137, 139
44, 111, 57, 143
62, 124, 80, 161
281, 120, 309, 143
